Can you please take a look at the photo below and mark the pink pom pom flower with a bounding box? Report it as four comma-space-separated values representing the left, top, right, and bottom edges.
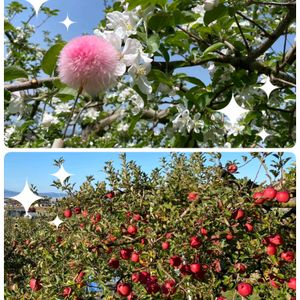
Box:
58, 35, 119, 96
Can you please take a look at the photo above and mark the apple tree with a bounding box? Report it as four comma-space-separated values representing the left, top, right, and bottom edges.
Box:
4, 153, 296, 299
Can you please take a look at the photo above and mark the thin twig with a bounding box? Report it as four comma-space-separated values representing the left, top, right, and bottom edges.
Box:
234, 14, 250, 52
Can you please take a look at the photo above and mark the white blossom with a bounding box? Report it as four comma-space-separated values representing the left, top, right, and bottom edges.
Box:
117, 123, 130, 132
4, 126, 16, 142
224, 122, 245, 136
192, 4, 205, 24
81, 108, 100, 121
128, 62, 152, 94
41, 112, 59, 127
204, 0, 219, 11
54, 103, 71, 114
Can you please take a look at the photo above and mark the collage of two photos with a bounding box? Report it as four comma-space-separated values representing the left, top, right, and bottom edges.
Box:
3, 0, 297, 299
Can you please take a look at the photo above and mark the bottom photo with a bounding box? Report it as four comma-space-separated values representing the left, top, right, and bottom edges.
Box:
4, 152, 296, 300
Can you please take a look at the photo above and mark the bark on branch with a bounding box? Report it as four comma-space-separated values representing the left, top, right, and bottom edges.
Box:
4, 77, 59, 92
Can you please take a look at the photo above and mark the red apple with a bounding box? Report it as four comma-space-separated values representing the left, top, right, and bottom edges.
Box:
117, 283, 132, 297
226, 233, 234, 241
276, 191, 290, 203
75, 271, 85, 284
162, 241, 170, 250
244, 223, 254, 232
232, 209, 245, 220
138, 271, 150, 284
91, 213, 101, 224
169, 255, 182, 268
266, 244, 277, 256
120, 248, 132, 260
131, 252, 139, 263
216, 296, 227, 300
108, 258, 119, 269
287, 278, 296, 290
64, 209, 72, 218
161, 279, 176, 295
269, 234, 284, 246
227, 163, 238, 173
165, 232, 173, 239
253, 192, 265, 204
63, 287, 72, 297
127, 225, 137, 235
131, 273, 140, 283
190, 263, 201, 274
105, 191, 115, 199
237, 282, 253, 297
270, 279, 279, 289
263, 186, 277, 200
234, 263, 247, 273
200, 227, 208, 236
180, 264, 191, 276
81, 210, 88, 217
133, 214, 141, 221
280, 251, 295, 262
190, 236, 202, 248
29, 278, 42, 291
73, 207, 81, 214
188, 192, 199, 201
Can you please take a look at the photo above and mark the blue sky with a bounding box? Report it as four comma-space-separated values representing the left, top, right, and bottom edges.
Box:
4, 152, 295, 193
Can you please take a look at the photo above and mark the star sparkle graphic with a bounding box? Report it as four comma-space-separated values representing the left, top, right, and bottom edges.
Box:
10, 181, 43, 216
49, 215, 64, 229
257, 76, 279, 98
60, 14, 76, 31
218, 94, 250, 125
51, 165, 72, 185
257, 128, 271, 142
26, 0, 48, 16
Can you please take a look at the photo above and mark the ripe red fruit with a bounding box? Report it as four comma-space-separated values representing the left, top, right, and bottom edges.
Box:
280, 251, 295, 262
263, 186, 277, 200
188, 192, 199, 201
75, 271, 85, 283
216, 297, 227, 300
169, 255, 182, 268
138, 271, 150, 284
105, 191, 115, 199
64, 209, 72, 218
200, 227, 208, 236
73, 207, 81, 214
190, 236, 202, 248
253, 192, 265, 204
270, 279, 279, 289
91, 213, 101, 224
232, 209, 244, 220
161, 279, 176, 295
244, 223, 254, 232
165, 232, 173, 239
179, 264, 191, 276
131, 252, 139, 263
63, 287, 72, 297
266, 244, 277, 256
237, 283, 253, 297
276, 191, 290, 203
287, 278, 296, 290
120, 248, 132, 260
226, 233, 234, 241
162, 241, 170, 250
81, 210, 88, 217
127, 292, 136, 300
227, 163, 238, 173
131, 273, 140, 283
190, 263, 201, 274
108, 258, 119, 269
234, 263, 247, 273
127, 225, 137, 235
133, 214, 141, 221
117, 283, 132, 297
29, 278, 42, 291
269, 234, 284, 246
146, 281, 160, 294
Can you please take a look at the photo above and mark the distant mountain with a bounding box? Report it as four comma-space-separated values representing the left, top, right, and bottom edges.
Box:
4, 190, 66, 199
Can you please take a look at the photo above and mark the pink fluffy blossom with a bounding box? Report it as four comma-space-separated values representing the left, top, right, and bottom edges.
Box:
58, 35, 119, 96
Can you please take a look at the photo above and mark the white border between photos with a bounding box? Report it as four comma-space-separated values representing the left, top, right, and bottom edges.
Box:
0, 2, 299, 299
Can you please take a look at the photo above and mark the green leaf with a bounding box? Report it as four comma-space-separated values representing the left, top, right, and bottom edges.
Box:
147, 34, 160, 53
128, 0, 167, 9
148, 69, 172, 86
204, 5, 228, 26
148, 12, 173, 31
4, 66, 28, 81
4, 20, 15, 31
41, 43, 65, 75
202, 42, 225, 56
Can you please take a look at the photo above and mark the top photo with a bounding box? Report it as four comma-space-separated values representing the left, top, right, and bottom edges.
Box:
4, 0, 296, 148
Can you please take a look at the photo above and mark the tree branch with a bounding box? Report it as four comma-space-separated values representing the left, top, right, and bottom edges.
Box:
279, 43, 296, 70
250, 6, 295, 58
4, 77, 59, 92
248, 1, 296, 6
